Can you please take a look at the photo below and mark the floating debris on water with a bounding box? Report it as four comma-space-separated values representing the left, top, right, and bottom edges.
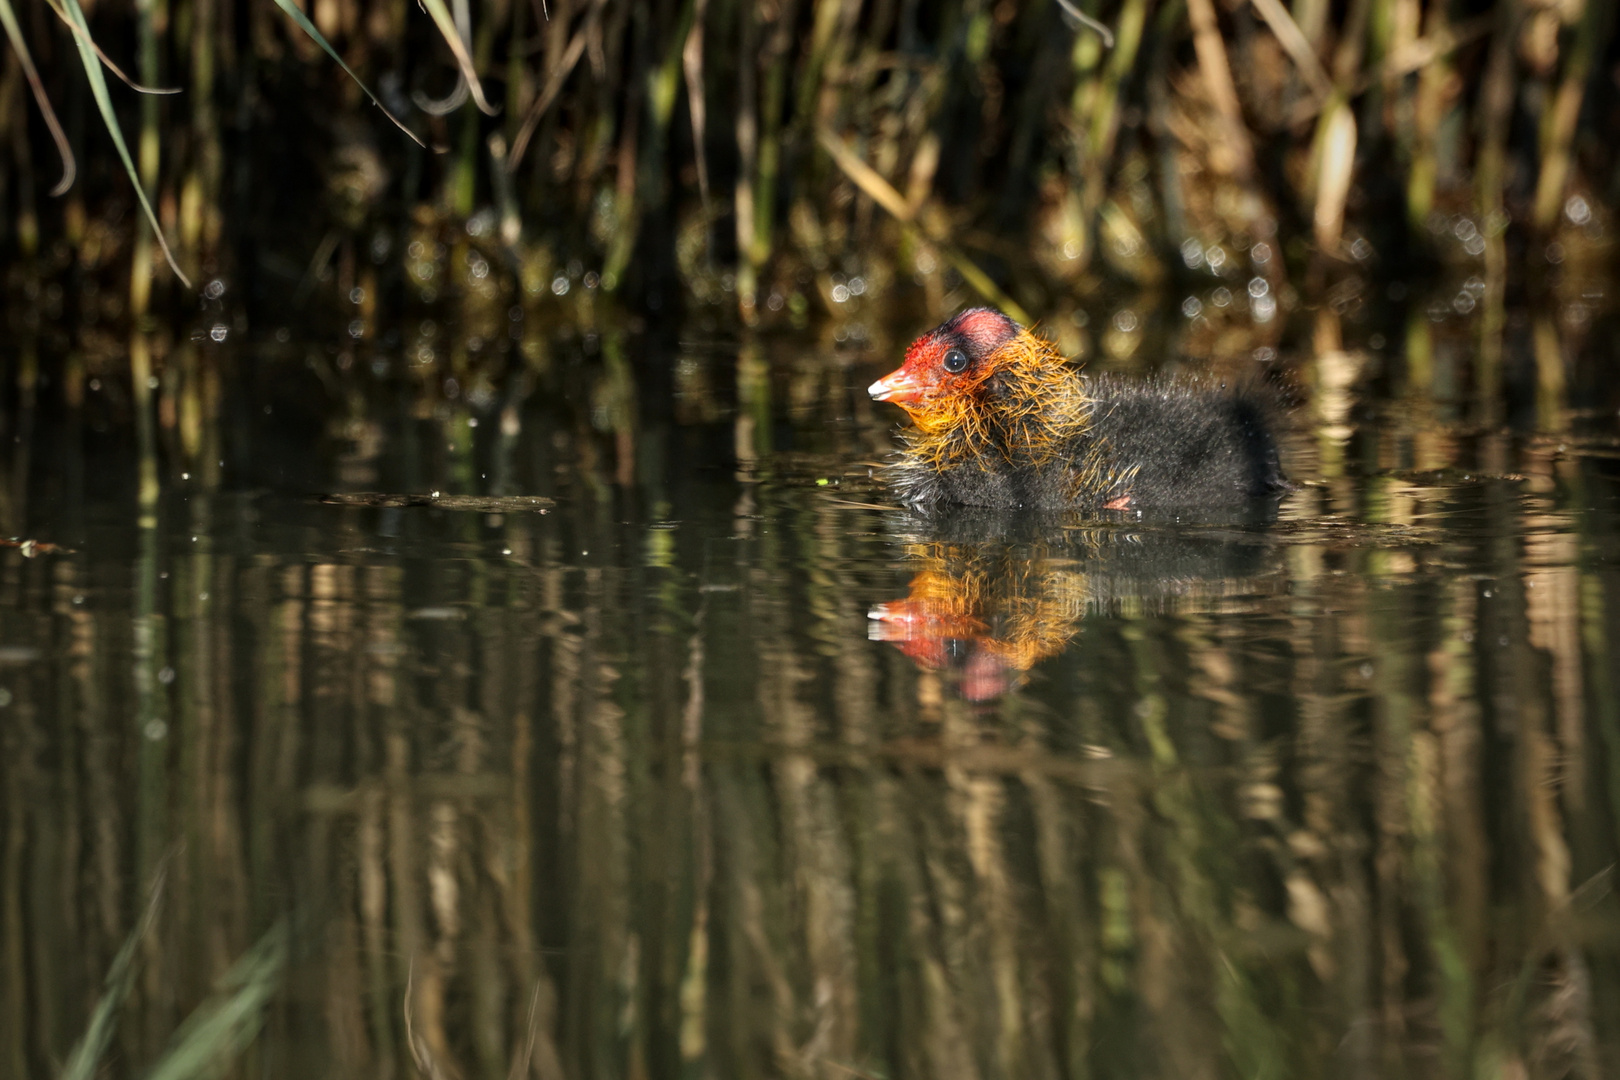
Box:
2, 538, 71, 556
321, 492, 553, 513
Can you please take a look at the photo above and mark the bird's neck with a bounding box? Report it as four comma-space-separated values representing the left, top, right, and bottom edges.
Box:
974, 337, 1092, 466
900, 330, 1092, 473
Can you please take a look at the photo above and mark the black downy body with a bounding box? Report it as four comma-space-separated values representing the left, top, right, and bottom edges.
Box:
889, 377, 1288, 511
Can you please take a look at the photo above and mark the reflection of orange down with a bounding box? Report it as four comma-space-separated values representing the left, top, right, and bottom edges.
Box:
870, 544, 1089, 701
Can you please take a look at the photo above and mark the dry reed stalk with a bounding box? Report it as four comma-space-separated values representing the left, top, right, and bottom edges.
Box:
1404, 0, 1451, 228
507, 9, 589, 170
682, 0, 709, 208
1472, 0, 1519, 235
1184, 0, 1256, 182
1247, 0, 1334, 100
817, 126, 1032, 323
750, 0, 799, 275
1312, 100, 1357, 256
5, 62, 36, 258
733, 0, 758, 320
177, 0, 217, 274
1532, 0, 1612, 230
0, 0, 72, 196
1079, 0, 1147, 223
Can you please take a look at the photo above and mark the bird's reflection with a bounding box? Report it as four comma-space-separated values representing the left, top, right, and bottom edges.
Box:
870, 508, 1282, 700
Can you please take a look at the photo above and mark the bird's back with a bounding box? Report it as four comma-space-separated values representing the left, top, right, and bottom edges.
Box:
1085, 375, 1288, 510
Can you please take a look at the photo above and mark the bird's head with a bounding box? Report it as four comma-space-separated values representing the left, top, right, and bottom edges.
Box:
869, 308, 1087, 466
868, 308, 1022, 431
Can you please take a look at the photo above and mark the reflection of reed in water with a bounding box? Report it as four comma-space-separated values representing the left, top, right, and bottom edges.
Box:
871, 513, 1279, 701
8, 351, 1620, 1079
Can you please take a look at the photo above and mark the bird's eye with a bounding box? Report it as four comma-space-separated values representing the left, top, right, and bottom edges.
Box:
942, 348, 969, 374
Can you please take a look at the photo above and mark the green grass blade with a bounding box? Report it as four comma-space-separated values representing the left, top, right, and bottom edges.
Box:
43, 0, 180, 94
1054, 0, 1115, 47
60, 0, 191, 288
0, 0, 75, 195
418, 0, 500, 115
143, 920, 290, 1080
268, 0, 428, 146
60, 864, 170, 1080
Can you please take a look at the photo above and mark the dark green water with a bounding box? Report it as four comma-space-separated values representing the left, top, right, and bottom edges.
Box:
4, 299, 1620, 1079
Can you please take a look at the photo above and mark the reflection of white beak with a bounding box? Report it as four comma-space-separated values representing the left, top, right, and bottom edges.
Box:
866, 603, 915, 641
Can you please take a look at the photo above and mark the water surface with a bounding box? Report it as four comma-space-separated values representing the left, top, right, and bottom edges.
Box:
4, 303, 1620, 1079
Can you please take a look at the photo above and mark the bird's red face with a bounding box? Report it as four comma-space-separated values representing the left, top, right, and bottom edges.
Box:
869, 308, 1020, 416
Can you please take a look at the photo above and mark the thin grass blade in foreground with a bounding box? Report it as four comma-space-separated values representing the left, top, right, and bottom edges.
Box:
42, 0, 181, 94
0, 0, 75, 195
60, 861, 171, 1080
418, 0, 501, 115
507, 15, 588, 169
60, 0, 191, 288
269, 0, 428, 146
1055, 0, 1116, 46
144, 919, 290, 1080
683, 0, 711, 206
412, 0, 471, 115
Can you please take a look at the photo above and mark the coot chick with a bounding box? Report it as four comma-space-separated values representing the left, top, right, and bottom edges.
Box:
868, 308, 1289, 512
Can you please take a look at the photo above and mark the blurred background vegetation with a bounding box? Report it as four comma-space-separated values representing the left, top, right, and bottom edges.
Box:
1, 0, 1617, 334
